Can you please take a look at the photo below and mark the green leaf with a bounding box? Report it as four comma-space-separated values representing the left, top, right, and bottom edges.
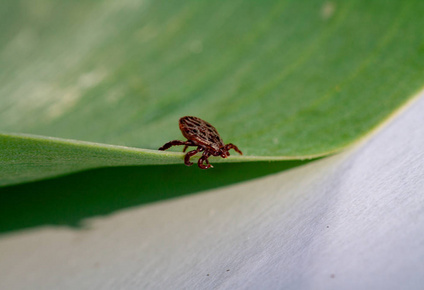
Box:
1, 0, 424, 185
0, 133, 298, 186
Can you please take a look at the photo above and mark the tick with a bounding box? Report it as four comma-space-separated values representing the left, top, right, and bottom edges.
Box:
158, 116, 243, 169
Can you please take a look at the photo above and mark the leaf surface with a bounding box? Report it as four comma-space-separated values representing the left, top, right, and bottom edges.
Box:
1, 0, 423, 185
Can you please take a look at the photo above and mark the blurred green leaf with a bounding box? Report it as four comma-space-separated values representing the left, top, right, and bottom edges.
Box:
1, 0, 423, 185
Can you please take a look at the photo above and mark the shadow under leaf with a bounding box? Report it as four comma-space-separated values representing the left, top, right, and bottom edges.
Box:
0, 160, 313, 234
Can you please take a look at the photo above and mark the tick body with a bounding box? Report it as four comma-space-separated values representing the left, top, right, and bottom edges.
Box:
158, 116, 242, 169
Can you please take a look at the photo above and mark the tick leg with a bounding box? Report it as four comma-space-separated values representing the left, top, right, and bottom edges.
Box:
186, 146, 204, 153
159, 140, 194, 151
225, 143, 243, 155
184, 147, 202, 166
198, 151, 212, 169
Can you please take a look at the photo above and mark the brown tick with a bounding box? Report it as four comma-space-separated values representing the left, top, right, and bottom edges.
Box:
158, 116, 243, 169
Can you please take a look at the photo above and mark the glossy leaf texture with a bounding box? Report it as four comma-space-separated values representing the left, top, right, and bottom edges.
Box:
1, 0, 423, 185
